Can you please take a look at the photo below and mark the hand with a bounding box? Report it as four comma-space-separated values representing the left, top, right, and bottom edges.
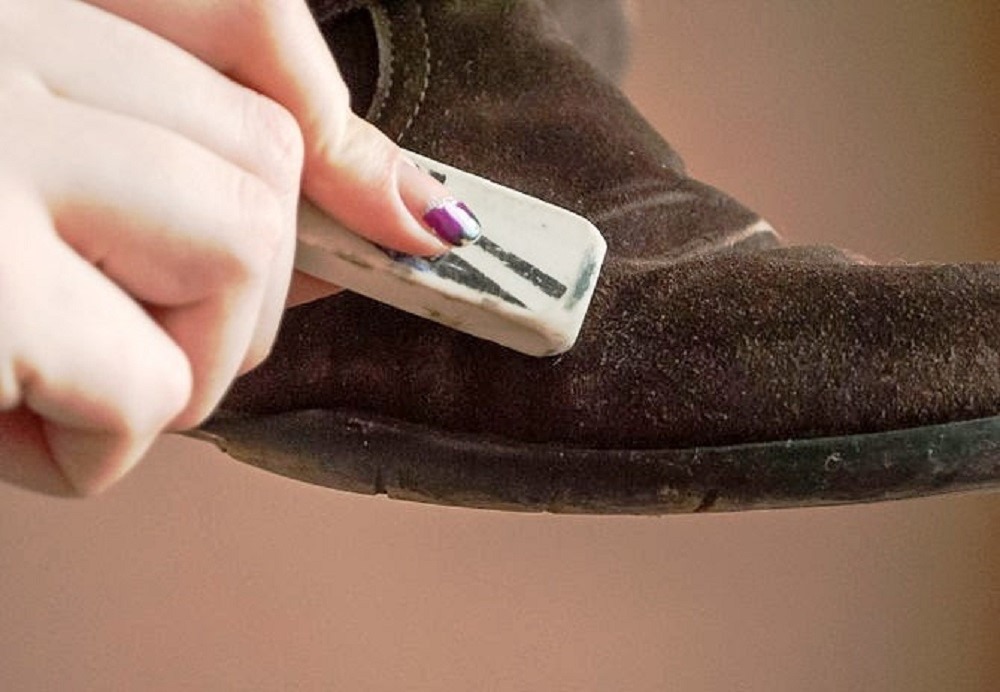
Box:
0, 0, 457, 496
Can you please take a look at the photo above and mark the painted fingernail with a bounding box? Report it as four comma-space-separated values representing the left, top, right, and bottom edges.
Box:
422, 198, 482, 247
397, 157, 482, 248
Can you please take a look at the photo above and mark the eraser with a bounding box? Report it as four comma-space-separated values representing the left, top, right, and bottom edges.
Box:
294, 152, 607, 357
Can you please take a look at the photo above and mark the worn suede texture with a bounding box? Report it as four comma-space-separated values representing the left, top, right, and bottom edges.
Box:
216, 0, 1000, 451
314, 0, 773, 259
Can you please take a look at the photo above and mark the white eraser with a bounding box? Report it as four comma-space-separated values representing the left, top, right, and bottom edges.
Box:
294, 152, 607, 357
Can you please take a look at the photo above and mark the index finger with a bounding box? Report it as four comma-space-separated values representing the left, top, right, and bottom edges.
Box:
84, 0, 457, 258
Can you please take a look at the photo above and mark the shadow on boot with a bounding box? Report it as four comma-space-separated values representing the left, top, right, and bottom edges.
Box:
192, 0, 1000, 514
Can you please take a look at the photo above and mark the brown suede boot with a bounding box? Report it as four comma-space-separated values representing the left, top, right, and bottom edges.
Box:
193, 0, 1000, 513
316, 0, 778, 261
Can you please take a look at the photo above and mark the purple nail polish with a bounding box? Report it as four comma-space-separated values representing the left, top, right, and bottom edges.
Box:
423, 198, 482, 247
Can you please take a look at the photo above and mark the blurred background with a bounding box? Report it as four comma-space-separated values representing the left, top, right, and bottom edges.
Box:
625, 0, 999, 263
2, 1, 998, 690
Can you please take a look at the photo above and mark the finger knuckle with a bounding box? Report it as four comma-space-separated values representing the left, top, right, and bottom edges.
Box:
241, 91, 304, 184
0, 65, 46, 101
232, 0, 299, 41
338, 118, 399, 195
105, 345, 192, 437
225, 171, 287, 280
246, 0, 298, 22
149, 354, 194, 430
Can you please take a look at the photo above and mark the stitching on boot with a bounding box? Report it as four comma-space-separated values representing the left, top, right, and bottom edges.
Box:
615, 220, 782, 266
365, 2, 394, 123
590, 178, 779, 257
313, 0, 394, 123
312, 0, 370, 27
590, 188, 703, 224
396, 1, 432, 142
679, 220, 781, 257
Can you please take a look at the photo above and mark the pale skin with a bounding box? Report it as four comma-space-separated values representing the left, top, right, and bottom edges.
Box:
0, 0, 456, 496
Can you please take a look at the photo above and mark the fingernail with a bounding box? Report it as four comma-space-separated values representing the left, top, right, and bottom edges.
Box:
397, 158, 482, 247
422, 198, 482, 247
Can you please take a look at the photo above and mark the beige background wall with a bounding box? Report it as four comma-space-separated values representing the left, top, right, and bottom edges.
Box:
625, 0, 999, 263
2, 2, 998, 690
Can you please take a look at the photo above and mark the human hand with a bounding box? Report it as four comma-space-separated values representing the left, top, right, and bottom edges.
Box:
0, 0, 459, 496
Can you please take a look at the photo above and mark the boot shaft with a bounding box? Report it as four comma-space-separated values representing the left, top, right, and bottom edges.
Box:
310, 0, 767, 260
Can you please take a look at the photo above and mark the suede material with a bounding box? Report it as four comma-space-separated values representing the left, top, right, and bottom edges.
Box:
403, 0, 767, 260
223, 252, 1000, 449
216, 0, 1000, 450
312, 0, 770, 260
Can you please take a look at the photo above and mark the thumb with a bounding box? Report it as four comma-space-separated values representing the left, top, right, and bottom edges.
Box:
87, 0, 479, 256
306, 112, 484, 256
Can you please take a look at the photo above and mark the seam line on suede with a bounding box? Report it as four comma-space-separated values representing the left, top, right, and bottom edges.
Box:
397, 0, 431, 142
315, 0, 394, 123
367, 0, 394, 122
615, 221, 781, 266
314, 0, 365, 23
590, 190, 703, 224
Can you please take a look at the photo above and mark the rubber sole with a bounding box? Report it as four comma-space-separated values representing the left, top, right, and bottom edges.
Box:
190, 411, 1000, 514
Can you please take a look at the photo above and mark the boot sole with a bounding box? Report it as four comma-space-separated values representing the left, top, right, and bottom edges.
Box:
190, 411, 1000, 514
